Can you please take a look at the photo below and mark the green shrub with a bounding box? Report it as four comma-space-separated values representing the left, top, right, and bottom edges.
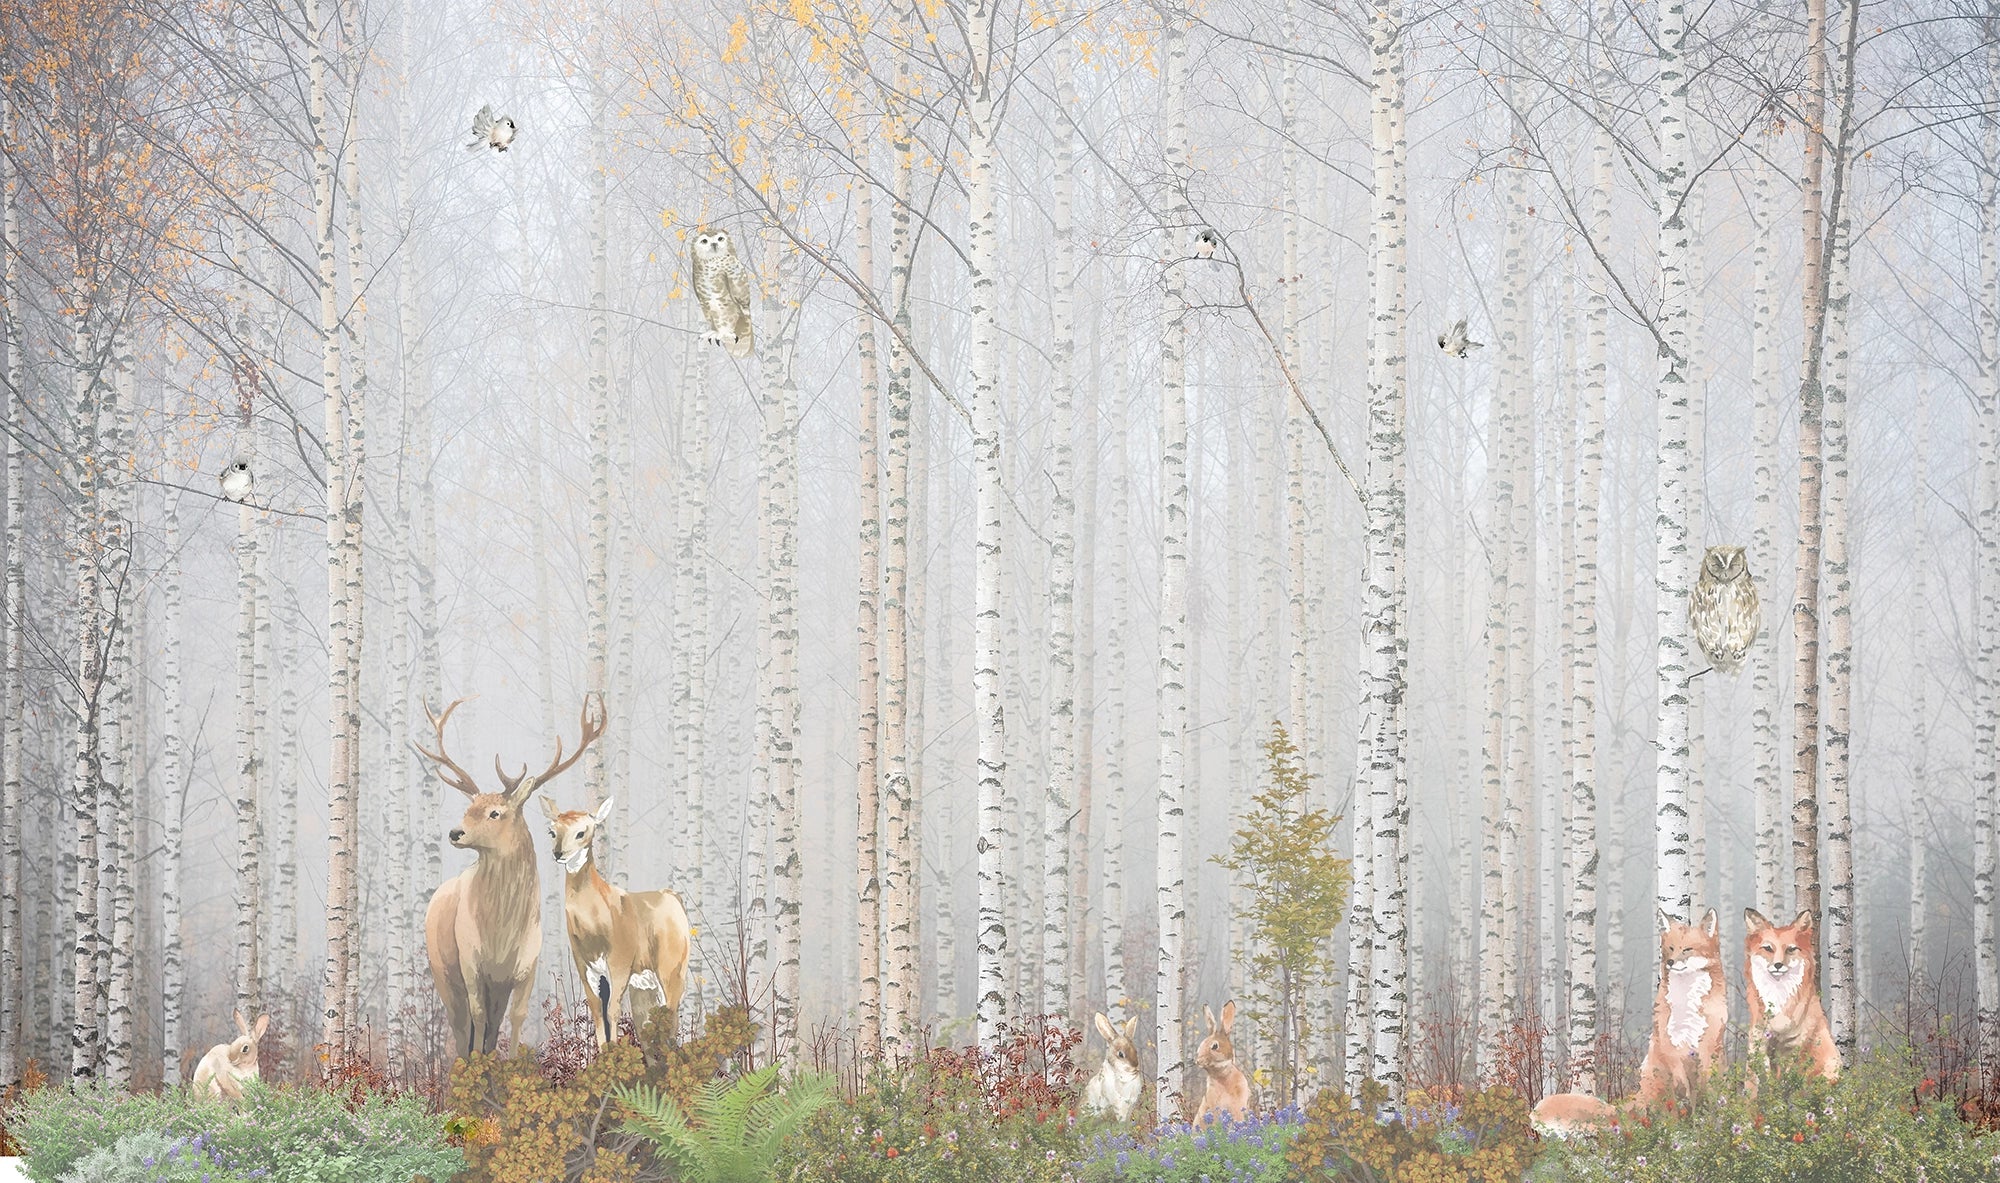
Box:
777, 1041, 1088, 1183
1538, 1053, 2000, 1183
1075, 1107, 1304, 1181
613, 1066, 831, 1183
1287, 1082, 1539, 1183
9, 1082, 462, 1183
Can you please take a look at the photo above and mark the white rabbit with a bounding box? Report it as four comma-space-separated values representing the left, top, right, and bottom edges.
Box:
1083, 1012, 1143, 1121
189, 1011, 268, 1100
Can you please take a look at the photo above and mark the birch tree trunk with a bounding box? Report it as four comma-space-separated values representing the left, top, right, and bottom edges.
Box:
1565, 109, 1611, 1086
1041, 33, 1080, 1021
1821, 207, 1857, 1057
1475, 355, 1511, 1082
312, 0, 357, 1063
584, 31, 613, 820
1750, 138, 1785, 913
70, 314, 104, 1082
967, 0, 1010, 1053
1360, 0, 1410, 1101
101, 351, 137, 1086
160, 500, 187, 1084
0, 83, 21, 1087
760, 243, 804, 1064
1909, 386, 1931, 1018
337, 14, 370, 1052
854, 142, 884, 1054
677, 313, 710, 1023
881, 87, 920, 1052
1102, 317, 1131, 1013
234, 313, 263, 1023
1153, 8, 1191, 1111
1980, 68, 2000, 1063
1791, 0, 1830, 922
1652, 0, 1696, 925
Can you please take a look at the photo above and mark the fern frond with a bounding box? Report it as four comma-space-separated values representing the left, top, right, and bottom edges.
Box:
746, 1072, 834, 1164
610, 1082, 702, 1176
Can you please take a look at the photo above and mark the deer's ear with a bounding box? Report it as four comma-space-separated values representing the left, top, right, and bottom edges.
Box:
538, 797, 560, 820
595, 797, 615, 824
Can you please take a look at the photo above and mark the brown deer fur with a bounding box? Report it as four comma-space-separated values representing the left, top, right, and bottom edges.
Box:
418, 694, 605, 1058
542, 796, 691, 1047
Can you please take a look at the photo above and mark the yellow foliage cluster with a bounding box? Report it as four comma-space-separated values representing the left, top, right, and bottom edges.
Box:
1286, 1082, 1539, 1183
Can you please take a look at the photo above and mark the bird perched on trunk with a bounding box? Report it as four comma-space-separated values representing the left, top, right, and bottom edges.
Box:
467, 104, 515, 152
218, 459, 253, 503
1689, 544, 1760, 674
691, 228, 756, 358
1194, 228, 1220, 258
1437, 318, 1484, 358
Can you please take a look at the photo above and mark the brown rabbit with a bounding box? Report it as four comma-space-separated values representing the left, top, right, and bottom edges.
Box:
190, 1011, 268, 1099
1192, 1000, 1251, 1125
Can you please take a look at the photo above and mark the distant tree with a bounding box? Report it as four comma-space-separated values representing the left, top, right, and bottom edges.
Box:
1213, 723, 1351, 1109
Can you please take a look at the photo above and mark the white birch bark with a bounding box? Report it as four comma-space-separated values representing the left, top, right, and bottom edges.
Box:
1793, 0, 1832, 923
762, 244, 804, 1064
854, 145, 884, 1053
311, 0, 356, 1063
1565, 78, 1612, 1081
101, 350, 137, 1086
1750, 139, 1785, 912
1155, 10, 1191, 1109
1652, 0, 1696, 925
270, 567, 299, 1016
0, 82, 21, 1086
1040, 33, 1080, 1021
160, 500, 187, 1083
1979, 33, 2000, 1070
677, 313, 710, 1021
584, 34, 613, 819
968, 0, 1010, 1052
1361, 0, 1410, 1100
881, 98, 920, 1053
233, 290, 263, 1022
1475, 359, 1509, 1082
337, 14, 369, 1050
1102, 316, 1131, 1013
70, 313, 104, 1081
1909, 385, 1932, 1017
1821, 206, 1858, 1055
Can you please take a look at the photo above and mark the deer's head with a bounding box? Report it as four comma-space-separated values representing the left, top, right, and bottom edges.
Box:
540, 796, 612, 873
416, 694, 607, 857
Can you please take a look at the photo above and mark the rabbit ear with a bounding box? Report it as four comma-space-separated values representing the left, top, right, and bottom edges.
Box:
1094, 1013, 1116, 1043
1220, 1000, 1236, 1031
1123, 1016, 1138, 1040
234, 1011, 250, 1037
1204, 1006, 1218, 1032
252, 1014, 269, 1040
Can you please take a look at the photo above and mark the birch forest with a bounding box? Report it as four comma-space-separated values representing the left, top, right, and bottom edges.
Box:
4, 0, 2000, 1127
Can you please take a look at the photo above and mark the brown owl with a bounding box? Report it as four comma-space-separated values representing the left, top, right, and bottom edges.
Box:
1689, 545, 1760, 675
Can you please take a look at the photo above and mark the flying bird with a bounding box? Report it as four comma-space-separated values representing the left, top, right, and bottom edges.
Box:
1194, 228, 1220, 258
218, 459, 253, 503
1437, 318, 1485, 358
467, 105, 516, 152
691, 228, 756, 358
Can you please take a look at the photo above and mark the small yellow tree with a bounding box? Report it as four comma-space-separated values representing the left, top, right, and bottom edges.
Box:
1212, 723, 1352, 1108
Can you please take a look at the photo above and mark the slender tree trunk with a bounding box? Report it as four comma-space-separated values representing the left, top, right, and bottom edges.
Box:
1041, 34, 1080, 1021
312, 0, 356, 1063
760, 241, 804, 1064
677, 310, 710, 1023
1153, 7, 1191, 1111
854, 140, 884, 1055
234, 296, 264, 1023
70, 312, 104, 1081
337, 13, 369, 1053
1792, 0, 1831, 923
1821, 205, 1857, 1056
160, 499, 187, 1084
968, 0, 1010, 1052
1980, 26, 2000, 1075
1751, 138, 1785, 913
1653, 0, 1696, 925
1476, 350, 1511, 1082
0, 83, 21, 1088
1909, 386, 1932, 1019
102, 350, 137, 1086
1361, 0, 1410, 1102
1566, 85, 1611, 1082
584, 34, 613, 821
880, 95, 919, 1054
1102, 316, 1130, 1015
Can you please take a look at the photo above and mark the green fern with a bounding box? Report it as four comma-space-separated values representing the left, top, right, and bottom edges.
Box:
613, 1066, 833, 1183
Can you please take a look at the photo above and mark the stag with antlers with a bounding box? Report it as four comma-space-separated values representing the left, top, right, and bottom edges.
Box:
416, 693, 606, 1059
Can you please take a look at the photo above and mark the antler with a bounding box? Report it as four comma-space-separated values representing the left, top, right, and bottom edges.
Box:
413, 697, 481, 798
497, 692, 608, 798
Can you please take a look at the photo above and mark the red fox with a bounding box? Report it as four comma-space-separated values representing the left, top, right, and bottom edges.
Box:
1744, 908, 1840, 1082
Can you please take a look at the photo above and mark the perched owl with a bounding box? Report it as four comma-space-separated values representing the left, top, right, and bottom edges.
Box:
691, 229, 755, 358
1689, 545, 1760, 675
